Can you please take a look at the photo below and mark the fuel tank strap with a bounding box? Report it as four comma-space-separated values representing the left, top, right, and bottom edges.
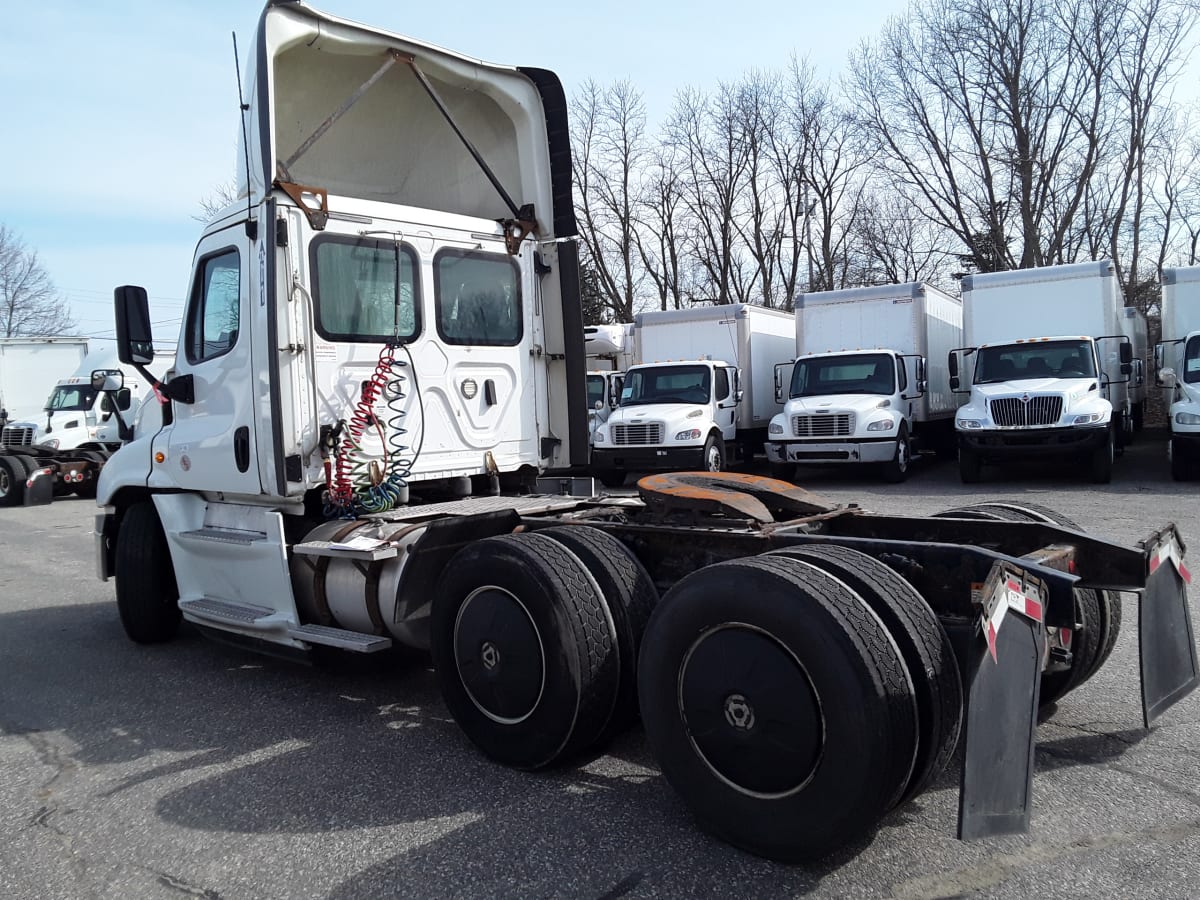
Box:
635, 472, 836, 523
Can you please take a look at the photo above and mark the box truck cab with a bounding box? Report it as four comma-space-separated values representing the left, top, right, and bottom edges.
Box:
585, 369, 624, 438
765, 282, 963, 483
589, 304, 794, 486
1158, 266, 1200, 480
951, 261, 1133, 484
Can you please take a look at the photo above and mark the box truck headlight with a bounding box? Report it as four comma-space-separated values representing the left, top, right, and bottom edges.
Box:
1072, 413, 1104, 425
957, 419, 983, 429
866, 419, 896, 432
1176, 412, 1200, 425
769, 422, 784, 435
675, 428, 702, 441
44, 438, 60, 449
593, 431, 605, 443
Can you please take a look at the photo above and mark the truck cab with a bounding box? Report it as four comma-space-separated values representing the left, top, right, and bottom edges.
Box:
1159, 331, 1200, 479
765, 349, 924, 482
951, 335, 1130, 483
586, 369, 624, 439
590, 359, 739, 486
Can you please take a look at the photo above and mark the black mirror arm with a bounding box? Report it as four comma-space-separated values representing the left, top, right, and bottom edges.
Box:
135, 363, 195, 405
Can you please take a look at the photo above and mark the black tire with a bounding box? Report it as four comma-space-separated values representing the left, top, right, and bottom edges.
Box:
597, 470, 626, 488
702, 434, 725, 473
767, 461, 795, 482
959, 445, 982, 484
0, 455, 26, 507
637, 554, 918, 862
880, 424, 912, 483
1133, 402, 1144, 432
431, 533, 620, 770
539, 526, 659, 741
1089, 428, 1114, 484
1170, 438, 1191, 482
115, 501, 181, 643
766, 544, 962, 804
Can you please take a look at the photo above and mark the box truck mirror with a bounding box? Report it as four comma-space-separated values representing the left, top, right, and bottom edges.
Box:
950, 375, 960, 391
948, 352, 959, 378
90, 369, 124, 392
1119, 342, 1133, 365
1161, 368, 1178, 389
1120, 362, 1132, 376
114, 285, 155, 365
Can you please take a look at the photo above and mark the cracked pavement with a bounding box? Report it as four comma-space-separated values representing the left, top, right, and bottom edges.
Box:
0, 433, 1197, 899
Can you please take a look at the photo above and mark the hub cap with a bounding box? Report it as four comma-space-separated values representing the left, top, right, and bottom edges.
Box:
679, 624, 823, 797
453, 587, 545, 725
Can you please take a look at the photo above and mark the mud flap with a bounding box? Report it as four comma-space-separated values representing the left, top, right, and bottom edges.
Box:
1140, 531, 1197, 728
23, 468, 54, 507
958, 564, 1046, 841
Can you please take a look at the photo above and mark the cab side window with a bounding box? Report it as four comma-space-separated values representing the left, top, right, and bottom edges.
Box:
186, 249, 241, 364
715, 367, 730, 401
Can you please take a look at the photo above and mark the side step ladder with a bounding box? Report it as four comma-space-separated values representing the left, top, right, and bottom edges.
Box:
179, 598, 392, 653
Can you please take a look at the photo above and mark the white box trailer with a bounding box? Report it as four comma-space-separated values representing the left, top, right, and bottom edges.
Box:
952, 260, 1133, 483
765, 282, 963, 482
1159, 266, 1200, 479
590, 304, 794, 484
0, 337, 89, 423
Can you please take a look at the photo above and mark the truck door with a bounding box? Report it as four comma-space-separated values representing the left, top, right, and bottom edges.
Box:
159, 224, 262, 495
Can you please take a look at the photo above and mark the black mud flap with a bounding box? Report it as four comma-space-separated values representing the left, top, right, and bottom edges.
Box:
1140, 529, 1198, 728
23, 468, 54, 507
958, 564, 1046, 841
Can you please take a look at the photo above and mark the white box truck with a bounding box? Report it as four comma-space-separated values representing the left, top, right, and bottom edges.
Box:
764, 282, 963, 482
590, 304, 794, 485
0, 337, 89, 423
950, 260, 1133, 484
584, 323, 633, 441
1158, 266, 1200, 480
1120, 306, 1149, 433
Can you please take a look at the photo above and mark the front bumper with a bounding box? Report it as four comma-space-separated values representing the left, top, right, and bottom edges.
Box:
766, 437, 897, 465
959, 425, 1108, 458
591, 445, 705, 471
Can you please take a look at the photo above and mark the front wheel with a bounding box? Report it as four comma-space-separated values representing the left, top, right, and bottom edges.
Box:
597, 470, 627, 488
1170, 438, 1193, 482
1089, 428, 1114, 484
958, 445, 982, 484
880, 425, 911, 483
115, 502, 181, 643
702, 435, 726, 473
0, 455, 26, 507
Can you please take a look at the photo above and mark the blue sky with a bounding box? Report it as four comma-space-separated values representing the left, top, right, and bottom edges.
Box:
1, 0, 911, 343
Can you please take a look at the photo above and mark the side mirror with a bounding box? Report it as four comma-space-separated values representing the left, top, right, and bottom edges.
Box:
117, 388, 132, 411
950, 375, 960, 391
91, 369, 124, 392
1162, 368, 1179, 389
1120, 362, 1132, 376
917, 379, 928, 394
114, 285, 155, 365
594, 400, 604, 411
948, 352, 959, 378
1119, 342, 1133, 365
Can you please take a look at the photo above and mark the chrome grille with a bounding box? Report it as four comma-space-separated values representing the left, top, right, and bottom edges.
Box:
611, 423, 663, 445
989, 396, 1063, 427
0, 425, 34, 447
791, 413, 855, 438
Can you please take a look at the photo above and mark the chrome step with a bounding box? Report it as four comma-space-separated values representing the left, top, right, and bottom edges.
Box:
287, 624, 393, 653
180, 598, 281, 629
179, 526, 266, 545
292, 540, 399, 561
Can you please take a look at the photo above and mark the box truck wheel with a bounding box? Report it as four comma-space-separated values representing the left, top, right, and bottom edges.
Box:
1089, 428, 1114, 484
1170, 438, 1193, 481
431, 533, 620, 770
767, 462, 795, 482
703, 435, 725, 473
115, 502, 181, 643
539, 526, 659, 741
637, 554, 918, 862
765, 545, 961, 805
880, 425, 911, 483
0, 455, 26, 507
958, 446, 983, 484
597, 470, 626, 488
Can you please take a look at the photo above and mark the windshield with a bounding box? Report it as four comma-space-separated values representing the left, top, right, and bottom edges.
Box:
620, 365, 711, 406
973, 340, 1096, 384
44, 385, 98, 412
586, 374, 607, 408
790, 353, 895, 398
1185, 335, 1200, 385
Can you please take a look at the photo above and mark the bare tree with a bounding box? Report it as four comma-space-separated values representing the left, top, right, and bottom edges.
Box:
0, 226, 77, 337
635, 144, 688, 310
196, 178, 241, 223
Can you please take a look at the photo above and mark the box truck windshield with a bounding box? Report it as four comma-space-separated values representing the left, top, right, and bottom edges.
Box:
973, 340, 1096, 383
621, 365, 712, 405
792, 353, 895, 398
45, 385, 99, 412
1185, 336, 1200, 383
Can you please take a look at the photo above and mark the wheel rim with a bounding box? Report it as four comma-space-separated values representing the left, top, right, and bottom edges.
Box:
453, 586, 546, 725
706, 444, 721, 471
0, 466, 10, 497
896, 437, 909, 472
678, 623, 823, 798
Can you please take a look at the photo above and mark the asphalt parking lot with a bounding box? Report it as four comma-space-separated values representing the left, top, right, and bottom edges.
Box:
1, 432, 1197, 899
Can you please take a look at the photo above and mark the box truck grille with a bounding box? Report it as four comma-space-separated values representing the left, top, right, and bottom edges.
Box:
989, 396, 1063, 427
0, 425, 34, 447
791, 414, 854, 438
611, 423, 663, 445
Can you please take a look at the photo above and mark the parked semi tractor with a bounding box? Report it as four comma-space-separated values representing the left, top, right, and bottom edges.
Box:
1121, 306, 1149, 433
1159, 266, 1200, 480
87, 1, 1197, 864
950, 260, 1133, 484
589, 304, 794, 485
764, 282, 962, 483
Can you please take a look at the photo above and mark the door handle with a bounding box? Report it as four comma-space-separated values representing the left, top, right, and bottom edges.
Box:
234, 426, 250, 473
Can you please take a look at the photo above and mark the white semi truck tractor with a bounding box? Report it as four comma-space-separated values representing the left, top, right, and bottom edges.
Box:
764, 282, 963, 483
1159, 266, 1200, 480
87, 0, 1198, 865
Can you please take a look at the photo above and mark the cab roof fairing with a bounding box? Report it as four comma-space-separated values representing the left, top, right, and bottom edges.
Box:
234, 1, 576, 239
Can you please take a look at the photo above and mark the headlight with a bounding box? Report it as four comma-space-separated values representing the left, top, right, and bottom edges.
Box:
866, 419, 896, 432
593, 431, 605, 443
769, 422, 784, 435
675, 428, 702, 441
44, 438, 60, 449
1177, 412, 1200, 425
957, 419, 983, 430
1072, 413, 1104, 425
